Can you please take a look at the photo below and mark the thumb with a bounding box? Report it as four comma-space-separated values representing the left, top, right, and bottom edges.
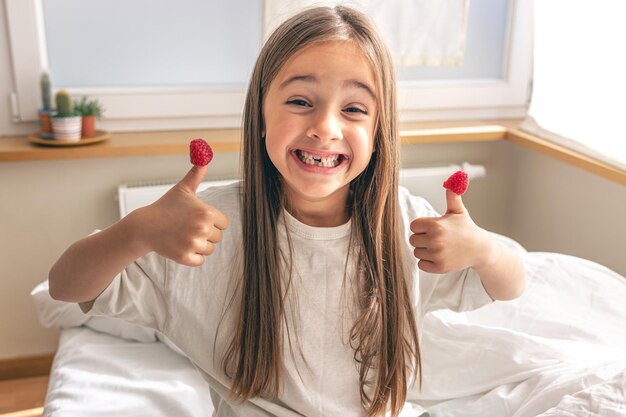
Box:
445, 189, 466, 214
177, 164, 207, 194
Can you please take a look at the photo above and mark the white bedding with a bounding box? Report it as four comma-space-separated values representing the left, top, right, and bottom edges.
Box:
415, 251, 626, 416
34, 248, 626, 416
43, 327, 214, 417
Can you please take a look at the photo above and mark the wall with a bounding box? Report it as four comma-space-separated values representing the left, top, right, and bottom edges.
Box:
510, 146, 626, 276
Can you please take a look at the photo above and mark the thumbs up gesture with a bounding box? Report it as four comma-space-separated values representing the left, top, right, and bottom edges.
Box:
409, 174, 491, 274
132, 161, 230, 267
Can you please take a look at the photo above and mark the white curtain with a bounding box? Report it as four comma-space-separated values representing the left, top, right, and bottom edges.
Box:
521, 0, 626, 171
263, 0, 469, 67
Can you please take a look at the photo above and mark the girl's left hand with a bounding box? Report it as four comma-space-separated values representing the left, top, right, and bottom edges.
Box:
409, 190, 493, 274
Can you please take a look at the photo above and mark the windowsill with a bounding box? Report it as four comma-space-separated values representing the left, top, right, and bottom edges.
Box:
1, 119, 624, 186
505, 127, 626, 187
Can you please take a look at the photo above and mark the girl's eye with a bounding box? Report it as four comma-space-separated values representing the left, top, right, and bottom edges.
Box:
286, 99, 310, 107
345, 106, 367, 115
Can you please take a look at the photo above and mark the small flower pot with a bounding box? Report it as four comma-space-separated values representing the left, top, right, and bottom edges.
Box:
81, 115, 96, 138
52, 116, 83, 142
38, 109, 55, 139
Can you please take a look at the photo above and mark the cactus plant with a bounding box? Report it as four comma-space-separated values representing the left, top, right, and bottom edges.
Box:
40, 72, 52, 111
52, 89, 82, 141
55, 90, 75, 117
38, 72, 54, 138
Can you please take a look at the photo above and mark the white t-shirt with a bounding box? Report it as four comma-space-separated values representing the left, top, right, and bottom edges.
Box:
84, 182, 492, 417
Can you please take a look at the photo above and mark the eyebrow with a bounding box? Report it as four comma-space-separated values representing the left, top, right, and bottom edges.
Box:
278, 74, 377, 100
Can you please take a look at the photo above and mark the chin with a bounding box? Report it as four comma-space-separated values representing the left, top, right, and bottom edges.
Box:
286, 181, 349, 201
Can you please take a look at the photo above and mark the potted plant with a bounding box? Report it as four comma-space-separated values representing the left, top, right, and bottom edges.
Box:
52, 90, 82, 142
38, 72, 54, 139
75, 97, 104, 138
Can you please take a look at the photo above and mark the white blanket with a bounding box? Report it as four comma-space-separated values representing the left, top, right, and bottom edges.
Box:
413, 252, 626, 416
34, 250, 626, 416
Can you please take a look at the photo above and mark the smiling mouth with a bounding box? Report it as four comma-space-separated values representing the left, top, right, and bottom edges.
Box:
295, 150, 346, 168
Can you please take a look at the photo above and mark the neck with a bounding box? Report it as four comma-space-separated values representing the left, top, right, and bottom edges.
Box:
284, 188, 351, 227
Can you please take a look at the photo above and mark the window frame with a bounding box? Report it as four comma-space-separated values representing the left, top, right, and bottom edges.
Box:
5, 0, 532, 130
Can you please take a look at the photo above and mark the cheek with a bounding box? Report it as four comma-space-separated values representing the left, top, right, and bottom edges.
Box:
349, 125, 376, 171
353, 125, 376, 154
264, 121, 295, 165
266, 120, 302, 157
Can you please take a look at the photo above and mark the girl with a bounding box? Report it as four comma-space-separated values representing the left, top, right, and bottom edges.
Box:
49, 6, 525, 417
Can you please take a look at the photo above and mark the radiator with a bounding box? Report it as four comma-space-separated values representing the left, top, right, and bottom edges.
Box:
117, 162, 485, 218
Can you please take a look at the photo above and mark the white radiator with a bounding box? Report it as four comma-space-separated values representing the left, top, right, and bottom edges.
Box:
117, 162, 485, 218
117, 178, 237, 219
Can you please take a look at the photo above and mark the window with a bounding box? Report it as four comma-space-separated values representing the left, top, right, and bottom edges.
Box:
521, 0, 626, 170
5, 0, 532, 131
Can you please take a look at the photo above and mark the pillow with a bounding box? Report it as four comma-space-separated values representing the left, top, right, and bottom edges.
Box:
31, 279, 157, 343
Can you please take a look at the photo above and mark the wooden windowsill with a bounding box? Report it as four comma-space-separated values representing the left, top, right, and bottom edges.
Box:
0, 120, 507, 162
506, 127, 626, 187
1, 119, 624, 186
0, 128, 242, 162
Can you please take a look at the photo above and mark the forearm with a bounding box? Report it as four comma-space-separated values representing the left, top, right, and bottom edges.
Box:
473, 238, 526, 301
48, 211, 149, 303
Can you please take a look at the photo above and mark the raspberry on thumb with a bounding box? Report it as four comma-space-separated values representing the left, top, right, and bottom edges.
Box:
443, 170, 469, 196
189, 138, 213, 167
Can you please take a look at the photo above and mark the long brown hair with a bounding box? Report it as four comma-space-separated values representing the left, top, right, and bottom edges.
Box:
223, 6, 421, 416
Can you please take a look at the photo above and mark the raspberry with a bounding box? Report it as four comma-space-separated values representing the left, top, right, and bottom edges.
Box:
189, 138, 213, 166
443, 170, 469, 195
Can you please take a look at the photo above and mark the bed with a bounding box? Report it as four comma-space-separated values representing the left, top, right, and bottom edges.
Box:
32, 236, 626, 417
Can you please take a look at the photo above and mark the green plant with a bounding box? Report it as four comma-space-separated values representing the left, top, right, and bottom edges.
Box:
40, 72, 52, 111
55, 90, 76, 117
75, 97, 104, 118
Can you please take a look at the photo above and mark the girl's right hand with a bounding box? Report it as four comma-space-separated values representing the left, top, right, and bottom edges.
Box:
131, 165, 230, 266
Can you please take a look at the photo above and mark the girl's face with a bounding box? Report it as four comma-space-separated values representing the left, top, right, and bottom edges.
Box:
263, 41, 378, 225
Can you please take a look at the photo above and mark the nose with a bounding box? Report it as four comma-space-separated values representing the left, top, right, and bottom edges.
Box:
306, 110, 343, 142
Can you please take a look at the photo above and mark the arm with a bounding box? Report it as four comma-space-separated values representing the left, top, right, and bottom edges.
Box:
49, 165, 229, 303
49, 210, 148, 302
471, 233, 525, 300
409, 189, 525, 302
